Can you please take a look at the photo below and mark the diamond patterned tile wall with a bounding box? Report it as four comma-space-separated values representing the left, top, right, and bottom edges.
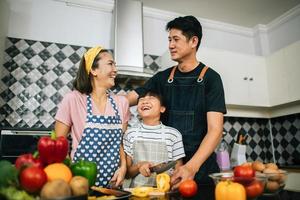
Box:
223, 117, 273, 163
0, 37, 160, 129
271, 113, 300, 166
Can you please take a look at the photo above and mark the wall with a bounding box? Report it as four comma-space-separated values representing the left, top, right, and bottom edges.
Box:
267, 5, 300, 55
0, 0, 9, 69
7, 0, 113, 49
8, 0, 299, 58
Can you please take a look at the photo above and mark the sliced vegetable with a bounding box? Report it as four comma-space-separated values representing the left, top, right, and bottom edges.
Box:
37, 131, 69, 165
131, 187, 154, 197
156, 173, 170, 192
71, 160, 97, 186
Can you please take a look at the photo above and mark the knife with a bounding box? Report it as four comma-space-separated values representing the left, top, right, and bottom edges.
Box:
91, 186, 130, 197
149, 161, 176, 174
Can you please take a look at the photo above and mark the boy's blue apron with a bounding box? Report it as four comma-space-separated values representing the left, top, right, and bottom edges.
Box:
162, 65, 220, 185
73, 95, 122, 187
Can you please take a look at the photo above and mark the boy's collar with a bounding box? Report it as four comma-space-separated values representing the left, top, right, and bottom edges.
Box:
140, 122, 163, 130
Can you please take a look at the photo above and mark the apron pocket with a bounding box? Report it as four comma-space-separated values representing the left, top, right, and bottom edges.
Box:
168, 110, 194, 134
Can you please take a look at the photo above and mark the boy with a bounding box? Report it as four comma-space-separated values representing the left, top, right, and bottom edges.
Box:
123, 91, 185, 187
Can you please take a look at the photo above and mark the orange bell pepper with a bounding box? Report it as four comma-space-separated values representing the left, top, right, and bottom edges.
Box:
156, 173, 170, 192
215, 180, 246, 200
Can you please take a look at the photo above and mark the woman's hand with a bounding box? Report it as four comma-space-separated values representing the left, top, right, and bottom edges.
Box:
170, 164, 197, 189
110, 166, 127, 187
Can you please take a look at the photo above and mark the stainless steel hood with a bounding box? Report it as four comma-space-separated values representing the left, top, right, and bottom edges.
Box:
114, 0, 152, 78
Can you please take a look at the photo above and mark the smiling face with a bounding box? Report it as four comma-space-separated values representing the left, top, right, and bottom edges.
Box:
137, 94, 166, 121
168, 28, 198, 62
91, 51, 117, 89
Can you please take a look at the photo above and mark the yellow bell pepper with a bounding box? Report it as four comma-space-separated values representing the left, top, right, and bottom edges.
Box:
215, 180, 246, 200
156, 173, 170, 192
131, 187, 154, 197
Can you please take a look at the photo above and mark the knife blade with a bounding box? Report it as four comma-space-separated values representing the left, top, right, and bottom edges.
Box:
91, 186, 129, 197
149, 161, 176, 174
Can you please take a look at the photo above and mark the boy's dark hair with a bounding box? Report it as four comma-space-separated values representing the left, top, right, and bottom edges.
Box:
138, 90, 165, 107
166, 15, 202, 50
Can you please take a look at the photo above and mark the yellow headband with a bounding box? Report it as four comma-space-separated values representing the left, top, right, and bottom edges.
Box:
84, 46, 103, 74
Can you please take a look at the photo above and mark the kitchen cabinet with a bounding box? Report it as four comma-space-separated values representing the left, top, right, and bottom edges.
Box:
161, 48, 270, 107
266, 40, 300, 106
197, 49, 269, 107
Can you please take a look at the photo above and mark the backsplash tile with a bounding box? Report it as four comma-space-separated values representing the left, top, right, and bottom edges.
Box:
271, 113, 300, 166
223, 117, 273, 163
0, 37, 160, 128
0, 37, 299, 166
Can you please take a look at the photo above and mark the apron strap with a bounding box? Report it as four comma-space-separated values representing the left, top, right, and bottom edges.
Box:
197, 66, 209, 83
167, 65, 209, 83
167, 66, 177, 83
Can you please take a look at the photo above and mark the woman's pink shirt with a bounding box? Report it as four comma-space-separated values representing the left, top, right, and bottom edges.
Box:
55, 90, 130, 159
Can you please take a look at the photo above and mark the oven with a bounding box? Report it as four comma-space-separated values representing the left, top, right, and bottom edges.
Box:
0, 128, 51, 163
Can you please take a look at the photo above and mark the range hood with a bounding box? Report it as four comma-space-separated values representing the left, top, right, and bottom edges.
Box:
114, 0, 152, 78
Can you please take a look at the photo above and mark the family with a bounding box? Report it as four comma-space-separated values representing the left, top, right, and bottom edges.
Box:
55, 15, 226, 189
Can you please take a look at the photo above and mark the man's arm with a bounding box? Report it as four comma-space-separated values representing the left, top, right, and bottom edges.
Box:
126, 90, 139, 106
186, 111, 223, 173
171, 112, 223, 188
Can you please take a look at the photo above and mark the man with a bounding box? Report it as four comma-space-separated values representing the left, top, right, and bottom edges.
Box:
126, 15, 226, 188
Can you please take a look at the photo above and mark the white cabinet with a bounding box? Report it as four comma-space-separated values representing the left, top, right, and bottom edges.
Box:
266, 40, 300, 106
198, 49, 269, 107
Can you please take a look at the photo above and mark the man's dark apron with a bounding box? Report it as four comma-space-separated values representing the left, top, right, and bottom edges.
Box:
161, 66, 219, 185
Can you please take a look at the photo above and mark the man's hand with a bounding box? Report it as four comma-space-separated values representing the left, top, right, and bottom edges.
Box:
171, 164, 197, 189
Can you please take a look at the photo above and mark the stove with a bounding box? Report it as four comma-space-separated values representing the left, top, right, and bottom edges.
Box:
0, 128, 51, 163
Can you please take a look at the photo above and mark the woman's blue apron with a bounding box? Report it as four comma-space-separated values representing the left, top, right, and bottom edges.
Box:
73, 95, 122, 187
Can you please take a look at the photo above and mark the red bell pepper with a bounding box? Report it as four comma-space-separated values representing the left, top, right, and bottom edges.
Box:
37, 131, 69, 165
15, 152, 43, 170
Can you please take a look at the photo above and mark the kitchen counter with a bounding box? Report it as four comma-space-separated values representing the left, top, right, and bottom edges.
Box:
129, 184, 300, 200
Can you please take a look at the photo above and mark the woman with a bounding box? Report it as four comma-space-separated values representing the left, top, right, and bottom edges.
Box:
55, 46, 130, 187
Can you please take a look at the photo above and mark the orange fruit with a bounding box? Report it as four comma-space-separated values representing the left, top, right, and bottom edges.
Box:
44, 163, 72, 183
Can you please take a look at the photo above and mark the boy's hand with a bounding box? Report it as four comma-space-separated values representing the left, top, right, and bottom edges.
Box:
138, 161, 153, 177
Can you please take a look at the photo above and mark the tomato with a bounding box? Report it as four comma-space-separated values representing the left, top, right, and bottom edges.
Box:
179, 179, 198, 197
234, 165, 255, 184
234, 165, 255, 178
15, 153, 43, 170
245, 180, 264, 198
20, 166, 47, 193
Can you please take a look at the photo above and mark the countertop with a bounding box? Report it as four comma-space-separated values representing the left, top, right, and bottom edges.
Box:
128, 184, 300, 200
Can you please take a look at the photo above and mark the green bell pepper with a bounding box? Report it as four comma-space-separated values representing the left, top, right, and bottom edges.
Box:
71, 160, 97, 186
